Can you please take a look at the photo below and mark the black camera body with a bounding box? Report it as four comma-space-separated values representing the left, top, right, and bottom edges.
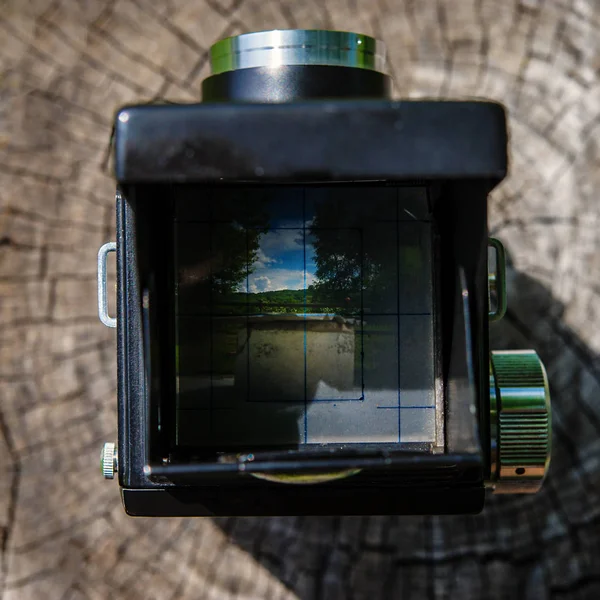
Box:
98, 30, 550, 516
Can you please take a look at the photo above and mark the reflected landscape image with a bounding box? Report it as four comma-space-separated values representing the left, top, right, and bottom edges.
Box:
175, 186, 437, 450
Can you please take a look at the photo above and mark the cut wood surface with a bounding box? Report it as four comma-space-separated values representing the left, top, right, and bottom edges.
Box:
1, 1, 599, 598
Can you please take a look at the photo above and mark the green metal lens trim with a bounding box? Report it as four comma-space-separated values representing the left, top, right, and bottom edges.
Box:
250, 469, 362, 485
209, 29, 386, 75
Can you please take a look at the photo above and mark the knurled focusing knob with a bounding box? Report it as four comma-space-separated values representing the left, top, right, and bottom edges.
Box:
489, 351, 551, 493
101, 442, 117, 480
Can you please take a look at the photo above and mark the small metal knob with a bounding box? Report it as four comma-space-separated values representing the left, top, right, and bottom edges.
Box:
101, 442, 117, 480
489, 350, 551, 493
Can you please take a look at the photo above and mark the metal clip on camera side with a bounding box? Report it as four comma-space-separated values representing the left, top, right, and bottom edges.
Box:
97, 29, 551, 516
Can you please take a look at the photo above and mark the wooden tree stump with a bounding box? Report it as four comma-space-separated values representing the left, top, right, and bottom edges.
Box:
1, 1, 599, 598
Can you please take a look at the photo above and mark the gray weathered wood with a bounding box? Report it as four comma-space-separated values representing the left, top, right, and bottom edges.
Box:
1, 1, 599, 598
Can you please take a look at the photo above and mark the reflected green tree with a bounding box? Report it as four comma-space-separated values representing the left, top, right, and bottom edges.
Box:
309, 197, 397, 314
177, 189, 271, 315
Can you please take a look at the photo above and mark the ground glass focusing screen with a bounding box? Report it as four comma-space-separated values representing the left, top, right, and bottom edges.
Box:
175, 186, 439, 451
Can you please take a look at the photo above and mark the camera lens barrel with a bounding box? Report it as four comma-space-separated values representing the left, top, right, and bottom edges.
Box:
202, 29, 391, 102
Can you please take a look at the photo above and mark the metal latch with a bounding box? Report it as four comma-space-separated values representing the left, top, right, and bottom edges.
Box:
488, 237, 507, 322
97, 242, 117, 328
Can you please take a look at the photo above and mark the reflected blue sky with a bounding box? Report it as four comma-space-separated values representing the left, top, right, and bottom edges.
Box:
240, 217, 318, 293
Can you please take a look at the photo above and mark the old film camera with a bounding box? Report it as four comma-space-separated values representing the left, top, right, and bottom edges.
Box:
97, 30, 551, 516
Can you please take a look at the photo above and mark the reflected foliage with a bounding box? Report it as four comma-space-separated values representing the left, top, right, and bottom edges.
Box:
309, 196, 397, 314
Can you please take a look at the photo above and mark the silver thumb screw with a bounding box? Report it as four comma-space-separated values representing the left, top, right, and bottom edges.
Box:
101, 442, 117, 480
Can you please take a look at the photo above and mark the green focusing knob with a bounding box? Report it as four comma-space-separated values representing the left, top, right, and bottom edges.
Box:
489, 350, 551, 493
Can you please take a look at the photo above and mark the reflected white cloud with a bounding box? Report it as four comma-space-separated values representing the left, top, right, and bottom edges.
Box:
242, 268, 316, 293
258, 229, 304, 253
254, 248, 280, 268
249, 275, 271, 292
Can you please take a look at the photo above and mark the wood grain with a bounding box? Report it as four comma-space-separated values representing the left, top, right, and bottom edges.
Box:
1, 1, 599, 598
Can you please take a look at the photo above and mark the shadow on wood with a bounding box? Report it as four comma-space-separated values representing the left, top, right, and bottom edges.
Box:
211, 264, 600, 599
